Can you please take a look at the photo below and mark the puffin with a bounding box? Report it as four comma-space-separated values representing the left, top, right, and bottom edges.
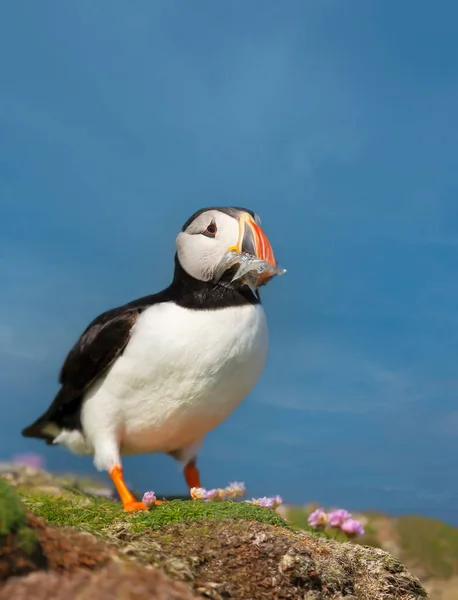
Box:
22, 206, 281, 511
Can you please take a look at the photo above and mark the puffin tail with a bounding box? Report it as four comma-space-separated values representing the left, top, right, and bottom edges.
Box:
21, 387, 77, 445
21, 418, 61, 445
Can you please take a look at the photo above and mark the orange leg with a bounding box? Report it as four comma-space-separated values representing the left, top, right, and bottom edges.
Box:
109, 465, 149, 512
184, 459, 202, 490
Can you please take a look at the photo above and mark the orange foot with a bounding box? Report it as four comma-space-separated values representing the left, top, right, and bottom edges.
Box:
110, 465, 157, 512
184, 459, 202, 489
123, 500, 149, 512
124, 499, 169, 511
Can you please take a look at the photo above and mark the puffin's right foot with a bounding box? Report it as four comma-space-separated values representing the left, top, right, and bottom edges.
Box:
123, 500, 149, 512
109, 465, 169, 510
109, 464, 150, 511
123, 498, 168, 511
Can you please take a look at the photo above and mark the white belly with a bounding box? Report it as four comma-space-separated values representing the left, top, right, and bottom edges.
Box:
80, 302, 268, 457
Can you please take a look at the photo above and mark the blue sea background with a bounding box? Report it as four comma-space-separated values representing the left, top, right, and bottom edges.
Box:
2, 1, 458, 523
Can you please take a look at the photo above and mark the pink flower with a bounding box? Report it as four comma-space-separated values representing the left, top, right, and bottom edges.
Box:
226, 481, 247, 499
246, 497, 272, 508
204, 488, 222, 501
328, 509, 352, 527
246, 495, 283, 509
11, 453, 45, 470
341, 518, 365, 537
142, 491, 156, 506
192, 482, 248, 502
308, 508, 328, 529
190, 487, 207, 500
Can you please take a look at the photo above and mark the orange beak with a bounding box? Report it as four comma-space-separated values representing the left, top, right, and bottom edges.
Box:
232, 212, 277, 266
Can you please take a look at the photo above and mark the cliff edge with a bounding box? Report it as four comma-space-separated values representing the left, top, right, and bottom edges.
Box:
0, 466, 427, 599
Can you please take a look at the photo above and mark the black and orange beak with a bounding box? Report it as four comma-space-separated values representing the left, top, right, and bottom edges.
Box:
230, 212, 276, 267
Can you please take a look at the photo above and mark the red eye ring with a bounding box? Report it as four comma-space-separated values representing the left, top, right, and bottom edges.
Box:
203, 221, 217, 237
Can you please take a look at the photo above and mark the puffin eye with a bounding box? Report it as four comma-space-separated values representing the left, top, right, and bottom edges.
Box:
202, 221, 217, 238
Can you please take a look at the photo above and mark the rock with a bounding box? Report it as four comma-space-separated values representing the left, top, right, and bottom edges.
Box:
107, 519, 427, 599
29, 513, 115, 572
0, 562, 198, 600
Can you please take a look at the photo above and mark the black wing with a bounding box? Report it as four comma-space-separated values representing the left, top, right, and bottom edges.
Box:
22, 292, 169, 441
58, 308, 140, 391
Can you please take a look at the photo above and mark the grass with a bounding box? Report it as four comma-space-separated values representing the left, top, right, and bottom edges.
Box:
396, 515, 458, 580
0, 478, 28, 535
21, 492, 291, 537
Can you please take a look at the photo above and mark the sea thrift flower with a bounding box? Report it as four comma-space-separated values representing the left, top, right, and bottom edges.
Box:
341, 518, 365, 537
192, 483, 248, 502
225, 481, 247, 499
11, 453, 45, 470
308, 508, 328, 529
190, 487, 207, 500
204, 488, 223, 501
246, 497, 271, 508
142, 491, 156, 506
261, 498, 276, 509
226, 481, 246, 499
246, 495, 283, 509
327, 509, 352, 527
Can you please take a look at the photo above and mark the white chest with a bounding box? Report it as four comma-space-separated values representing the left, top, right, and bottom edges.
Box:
82, 301, 268, 453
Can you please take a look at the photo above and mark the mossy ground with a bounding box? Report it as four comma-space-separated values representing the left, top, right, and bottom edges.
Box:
21, 491, 290, 538
0, 472, 428, 599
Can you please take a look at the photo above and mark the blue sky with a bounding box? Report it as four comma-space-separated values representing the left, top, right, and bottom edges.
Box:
2, 1, 458, 523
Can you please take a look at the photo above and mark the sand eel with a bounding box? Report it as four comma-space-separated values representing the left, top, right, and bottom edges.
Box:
22, 207, 284, 511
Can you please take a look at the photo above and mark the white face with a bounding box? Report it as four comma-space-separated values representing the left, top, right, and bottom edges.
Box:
176, 209, 240, 281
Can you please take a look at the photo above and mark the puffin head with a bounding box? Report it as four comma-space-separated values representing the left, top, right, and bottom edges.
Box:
176, 206, 277, 285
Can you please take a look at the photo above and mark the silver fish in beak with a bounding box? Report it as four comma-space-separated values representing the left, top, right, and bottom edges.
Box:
214, 212, 286, 291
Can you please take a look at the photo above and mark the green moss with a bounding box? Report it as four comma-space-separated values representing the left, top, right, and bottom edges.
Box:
22, 494, 123, 534
21, 492, 290, 537
0, 478, 28, 535
128, 499, 290, 533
